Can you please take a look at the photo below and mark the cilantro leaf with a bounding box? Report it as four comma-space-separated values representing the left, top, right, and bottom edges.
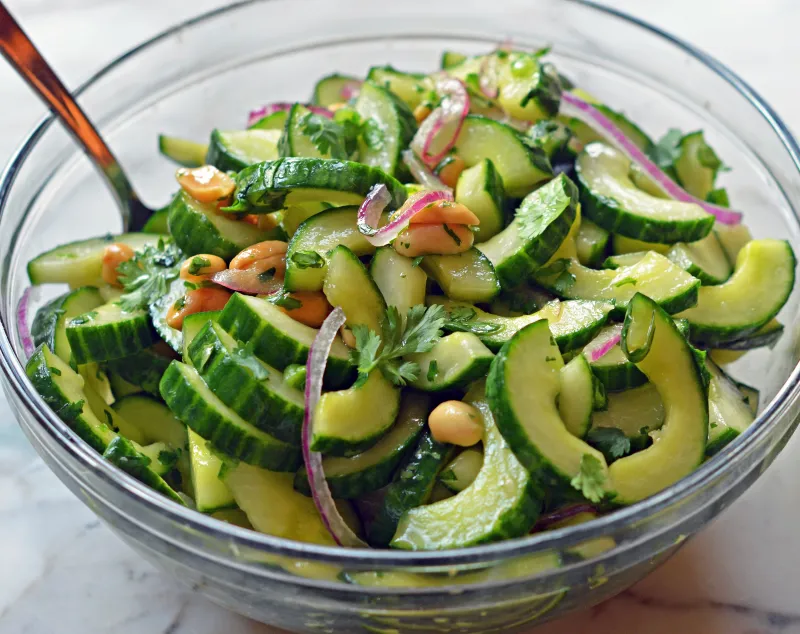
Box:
649, 128, 684, 172
269, 291, 303, 311
586, 427, 631, 463
232, 340, 270, 380
518, 185, 571, 243
187, 255, 211, 276
570, 454, 607, 503
706, 188, 730, 207
426, 359, 439, 382
442, 224, 462, 246
444, 305, 502, 335
300, 112, 350, 159
117, 240, 182, 312
57, 399, 85, 423
290, 251, 324, 269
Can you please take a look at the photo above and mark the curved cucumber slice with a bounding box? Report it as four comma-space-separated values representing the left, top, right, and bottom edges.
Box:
611, 234, 669, 256
188, 428, 235, 513
602, 250, 648, 270
225, 158, 406, 215
284, 207, 378, 292
206, 129, 281, 172
575, 219, 609, 267
392, 384, 541, 549
714, 222, 752, 264
159, 361, 301, 471
478, 173, 577, 288
188, 321, 304, 444
294, 393, 428, 498
217, 293, 353, 388
355, 80, 417, 178
437, 447, 483, 493
590, 382, 664, 438
158, 135, 208, 168
249, 110, 288, 131
31, 286, 105, 362
370, 247, 427, 321
112, 394, 186, 450
407, 332, 494, 392
666, 230, 731, 285
677, 239, 795, 345
66, 303, 154, 364
141, 207, 170, 234
577, 143, 714, 243
455, 159, 505, 242
706, 360, 754, 456
440, 51, 467, 69
323, 245, 386, 334
674, 131, 725, 200
582, 324, 646, 392
311, 370, 400, 456
181, 309, 221, 361
558, 355, 597, 438
313, 73, 359, 107
453, 115, 552, 197
366, 66, 427, 110
713, 318, 784, 351
421, 248, 500, 303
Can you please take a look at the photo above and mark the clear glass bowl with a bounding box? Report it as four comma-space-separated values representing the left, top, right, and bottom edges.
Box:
1, 1, 799, 632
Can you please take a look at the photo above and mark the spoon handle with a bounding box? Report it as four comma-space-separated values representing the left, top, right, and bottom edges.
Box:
0, 3, 144, 229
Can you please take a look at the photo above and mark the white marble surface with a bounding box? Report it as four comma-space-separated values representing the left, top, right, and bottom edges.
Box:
2, 1, 800, 633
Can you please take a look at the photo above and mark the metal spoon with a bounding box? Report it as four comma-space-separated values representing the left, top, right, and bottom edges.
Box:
0, 2, 153, 230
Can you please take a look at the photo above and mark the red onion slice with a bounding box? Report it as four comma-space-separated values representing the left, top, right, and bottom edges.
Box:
210, 268, 282, 296
401, 150, 452, 193
358, 188, 453, 247
303, 307, 369, 548
560, 92, 742, 225
17, 287, 35, 358
585, 324, 623, 363
356, 184, 392, 239
247, 102, 333, 127
410, 75, 469, 166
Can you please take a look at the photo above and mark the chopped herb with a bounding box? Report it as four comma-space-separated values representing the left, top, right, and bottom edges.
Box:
545, 356, 556, 362
438, 467, 456, 482
442, 224, 462, 246
187, 256, 211, 276
444, 305, 502, 335
290, 251, 324, 269
48, 366, 62, 376
705, 188, 729, 207
426, 360, 439, 383
158, 449, 180, 469
648, 128, 683, 173
104, 410, 114, 428
257, 267, 277, 282
184, 281, 198, 291
172, 296, 187, 311
710, 422, 718, 429
411, 256, 424, 268
613, 277, 637, 288
361, 118, 385, 151
586, 427, 631, 463
57, 399, 85, 422
70, 311, 98, 326
518, 185, 571, 243
570, 454, 607, 503
232, 340, 269, 380
269, 291, 303, 311
116, 240, 182, 313
300, 112, 351, 159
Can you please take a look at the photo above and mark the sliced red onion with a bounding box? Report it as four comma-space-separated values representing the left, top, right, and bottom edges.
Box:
585, 323, 623, 363
560, 92, 742, 225
340, 80, 362, 101
247, 102, 333, 127
358, 188, 454, 247
401, 149, 452, 193
210, 268, 282, 296
410, 75, 469, 166
17, 287, 35, 358
356, 184, 392, 239
303, 307, 368, 548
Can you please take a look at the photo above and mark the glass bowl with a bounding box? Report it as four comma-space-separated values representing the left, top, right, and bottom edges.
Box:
2, 1, 799, 632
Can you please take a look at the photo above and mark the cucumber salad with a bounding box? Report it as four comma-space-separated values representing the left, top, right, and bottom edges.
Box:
20, 46, 796, 552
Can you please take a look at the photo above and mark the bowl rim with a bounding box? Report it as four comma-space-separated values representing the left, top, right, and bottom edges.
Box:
2, 0, 800, 572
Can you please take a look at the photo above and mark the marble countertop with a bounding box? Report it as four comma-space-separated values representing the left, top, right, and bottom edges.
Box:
2, 1, 800, 633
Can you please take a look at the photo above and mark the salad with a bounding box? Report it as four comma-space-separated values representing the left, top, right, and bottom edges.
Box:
20, 46, 795, 553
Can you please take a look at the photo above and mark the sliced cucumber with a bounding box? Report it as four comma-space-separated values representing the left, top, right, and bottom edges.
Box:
284, 207, 378, 292
225, 158, 406, 215
311, 370, 400, 456
674, 131, 725, 200
355, 80, 417, 178
294, 393, 428, 498
112, 394, 186, 449
611, 234, 670, 256
577, 143, 714, 243
279, 104, 335, 159
713, 318, 784, 351
158, 135, 208, 167
101, 436, 184, 501
188, 428, 235, 513
323, 245, 386, 334
280, 202, 330, 238
535, 251, 700, 318
249, 110, 288, 131
526, 120, 574, 161
79, 364, 114, 406
392, 383, 541, 549
421, 248, 500, 303
407, 332, 494, 392
706, 360, 754, 456
602, 251, 647, 270
666, 230, 731, 285
66, 302, 154, 364
590, 383, 664, 437
437, 448, 483, 493
677, 239, 795, 345
312, 73, 360, 107
558, 355, 597, 438
108, 372, 143, 399
27, 233, 160, 287
84, 381, 146, 444
715, 222, 752, 264
582, 324, 646, 392
31, 286, 105, 362
182, 310, 221, 360
575, 219, 610, 267
206, 129, 281, 172
167, 191, 280, 261
366, 66, 427, 110
217, 293, 353, 388
159, 361, 301, 471
737, 382, 760, 416
454, 159, 505, 242
370, 247, 427, 322
478, 173, 578, 288
453, 115, 552, 197
106, 349, 171, 398
141, 207, 170, 234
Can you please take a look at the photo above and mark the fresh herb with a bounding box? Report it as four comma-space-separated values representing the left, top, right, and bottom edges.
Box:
117, 240, 182, 312
411, 256, 424, 268
70, 311, 98, 326
172, 296, 187, 311
426, 360, 439, 383
361, 118, 385, 151
158, 449, 180, 469
570, 454, 607, 503
351, 304, 446, 387
187, 256, 211, 276
300, 112, 351, 159
290, 251, 324, 269
518, 185, 571, 243
696, 139, 730, 173
232, 339, 269, 380
535, 258, 575, 292
438, 467, 456, 482
103, 437, 152, 473
586, 427, 631, 463
258, 267, 277, 282
648, 128, 683, 173
269, 291, 303, 311
613, 277, 637, 288
444, 305, 502, 335
283, 364, 307, 391
442, 224, 462, 246
184, 281, 198, 291
705, 188, 730, 207
545, 356, 556, 362
48, 366, 62, 376
57, 399, 85, 422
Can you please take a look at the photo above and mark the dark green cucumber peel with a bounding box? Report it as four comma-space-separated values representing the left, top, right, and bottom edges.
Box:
66, 305, 155, 364
106, 349, 172, 398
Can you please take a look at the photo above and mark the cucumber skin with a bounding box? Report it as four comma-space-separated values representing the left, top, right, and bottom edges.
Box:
30, 287, 104, 359
66, 309, 155, 364
588, 359, 647, 392
217, 293, 354, 389
106, 350, 172, 398
206, 129, 247, 172
159, 362, 301, 472
188, 321, 303, 445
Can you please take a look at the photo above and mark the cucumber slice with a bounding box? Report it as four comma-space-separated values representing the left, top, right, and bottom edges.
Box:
294, 393, 428, 498
31, 286, 105, 362
312, 73, 360, 107
106, 349, 171, 398
280, 202, 330, 238
217, 293, 353, 388
188, 320, 304, 444
590, 383, 664, 437
582, 325, 646, 392
354, 80, 417, 177
677, 239, 795, 345
534, 251, 701, 318
437, 448, 483, 493
577, 143, 714, 243
188, 428, 235, 513
526, 120, 574, 161
27, 233, 160, 287
83, 381, 145, 444
365, 66, 427, 110
370, 247, 427, 321
158, 135, 208, 167
392, 385, 541, 549
575, 219, 609, 267
430, 297, 612, 354
279, 104, 334, 159
666, 230, 731, 285
421, 248, 500, 303
159, 361, 301, 471
367, 430, 452, 547
706, 360, 754, 456
323, 245, 386, 334
141, 207, 170, 234
311, 370, 400, 456
66, 302, 154, 364
182, 309, 222, 360
206, 129, 281, 172
112, 394, 186, 450
284, 207, 378, 292
714, 223, 752, 264
108, 372, 143, 399
611, 234, 670, 256
167, 191, 281, 261
558, 355, 597, 438
249, 111, 288, 131
737, 382, 760, 416
674, 131, 725, 200
713, 318, 784, 351
26, 347, 183, 503
602, 251, 647, 270
407, 332, 494, 392
79, 364, 115, 406
455, 158, 505, 242
478, 173, 578, 288
453, 115, 552, 197
226, 158, 406, 215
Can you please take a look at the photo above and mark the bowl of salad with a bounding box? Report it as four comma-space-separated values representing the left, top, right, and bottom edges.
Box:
2, 1, 800, 632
